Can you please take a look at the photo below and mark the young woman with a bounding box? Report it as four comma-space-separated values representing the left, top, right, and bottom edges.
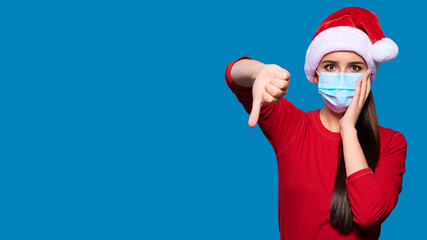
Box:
224, 7, 407, 240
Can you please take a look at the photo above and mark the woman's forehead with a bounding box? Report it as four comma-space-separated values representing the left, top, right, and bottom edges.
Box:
321, 51, 365, 63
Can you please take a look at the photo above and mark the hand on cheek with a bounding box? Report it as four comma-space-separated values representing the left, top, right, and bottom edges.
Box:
339, 69, 371, 130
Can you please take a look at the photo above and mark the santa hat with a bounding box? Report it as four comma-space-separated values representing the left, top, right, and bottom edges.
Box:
304, 7, 398, 83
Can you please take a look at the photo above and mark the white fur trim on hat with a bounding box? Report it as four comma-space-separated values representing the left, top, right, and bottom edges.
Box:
371, 38, 399, 63
304, 26, 379, 84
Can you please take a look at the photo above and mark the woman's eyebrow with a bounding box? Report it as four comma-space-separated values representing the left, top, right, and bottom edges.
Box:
348, 61, 365, 65
321, 60, 365, 65
321, 60, 337, 64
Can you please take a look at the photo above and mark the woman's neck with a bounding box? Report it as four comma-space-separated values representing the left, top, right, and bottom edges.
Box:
319, 105, 345, 133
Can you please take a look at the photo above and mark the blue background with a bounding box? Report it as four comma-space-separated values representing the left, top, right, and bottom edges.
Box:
1, 0, 424, 239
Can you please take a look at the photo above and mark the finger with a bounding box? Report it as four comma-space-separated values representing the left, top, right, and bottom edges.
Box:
265, 82, 284, 98
358, 70, 368, 106
248, 98, 263, 128
352, 77, 363, 104
270, 78, 289, 90
274, 70, 291, 81
263, 91, 280, 104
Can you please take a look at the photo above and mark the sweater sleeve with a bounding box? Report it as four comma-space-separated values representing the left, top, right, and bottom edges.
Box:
224, 56, 305, 154
345, 131, 407, 227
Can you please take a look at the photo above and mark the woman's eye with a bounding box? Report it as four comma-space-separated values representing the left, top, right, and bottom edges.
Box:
325, 65, 335, 71
350, 65, 361, 71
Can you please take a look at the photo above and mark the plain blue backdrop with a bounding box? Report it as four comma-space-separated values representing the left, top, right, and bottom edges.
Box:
1, 0, 424, 239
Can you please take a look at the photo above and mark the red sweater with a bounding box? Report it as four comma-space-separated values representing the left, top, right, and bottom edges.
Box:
225, 56, 407, 240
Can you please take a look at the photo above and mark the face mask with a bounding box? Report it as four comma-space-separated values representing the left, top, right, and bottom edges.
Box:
316, 71, 364, 113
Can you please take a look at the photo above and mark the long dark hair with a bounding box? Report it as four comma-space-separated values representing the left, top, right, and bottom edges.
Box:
329, 91, 381, 233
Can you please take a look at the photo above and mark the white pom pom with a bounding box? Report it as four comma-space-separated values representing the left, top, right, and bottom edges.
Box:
371, 38, 399, 63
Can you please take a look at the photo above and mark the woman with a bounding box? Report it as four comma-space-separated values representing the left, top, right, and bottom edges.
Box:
224, 7, 407, 240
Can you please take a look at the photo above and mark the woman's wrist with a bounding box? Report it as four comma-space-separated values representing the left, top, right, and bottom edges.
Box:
231, 59, 266, 87
251, 62, 267, 85
340, 126, 357, 136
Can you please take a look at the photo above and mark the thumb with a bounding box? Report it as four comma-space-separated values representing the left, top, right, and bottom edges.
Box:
248, 98, 263, 128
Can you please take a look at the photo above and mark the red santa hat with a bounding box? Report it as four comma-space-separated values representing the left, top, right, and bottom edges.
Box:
304, 6, 398, 83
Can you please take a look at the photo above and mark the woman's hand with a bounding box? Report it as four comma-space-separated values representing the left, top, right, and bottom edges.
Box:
339, 69, 371, 131
248, 64, 290, 128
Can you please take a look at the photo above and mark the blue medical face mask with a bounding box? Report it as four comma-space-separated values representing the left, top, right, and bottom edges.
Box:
316, 71, 364, 113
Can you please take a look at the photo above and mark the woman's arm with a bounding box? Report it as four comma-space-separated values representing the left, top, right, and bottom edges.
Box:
341, 128, 369, 176
340, 69, 372, 176
225, 56, 304, 153
345, 132, 407, 227
339, 69, 407, 227
229, 58, 291, 127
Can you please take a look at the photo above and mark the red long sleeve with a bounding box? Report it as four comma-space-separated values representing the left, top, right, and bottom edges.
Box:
224, 56, 306, 155
346, 132, 407, 227
225, 56, 407, 240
